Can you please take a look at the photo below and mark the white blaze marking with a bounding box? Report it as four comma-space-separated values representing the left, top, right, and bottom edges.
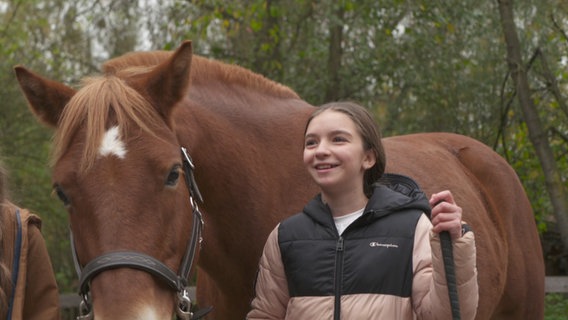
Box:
99, 126, 127, 159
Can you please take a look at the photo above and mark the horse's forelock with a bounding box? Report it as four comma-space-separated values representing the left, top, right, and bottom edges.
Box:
52, 75, 164, 173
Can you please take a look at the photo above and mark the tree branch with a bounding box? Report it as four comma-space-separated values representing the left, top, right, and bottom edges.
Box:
551, 13, 568, 44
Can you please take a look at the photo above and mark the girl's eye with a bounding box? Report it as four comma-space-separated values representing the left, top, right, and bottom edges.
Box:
333, 136, 347, 142
304, 139, 317, 148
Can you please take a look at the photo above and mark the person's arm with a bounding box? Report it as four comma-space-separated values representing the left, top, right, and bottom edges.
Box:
430, 225, 478, 320
247, 226, 289, 320
412, 215, 478, 320
23, 220, 60, 320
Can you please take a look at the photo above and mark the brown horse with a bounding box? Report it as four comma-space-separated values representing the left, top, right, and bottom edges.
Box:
15, 41, 544, 319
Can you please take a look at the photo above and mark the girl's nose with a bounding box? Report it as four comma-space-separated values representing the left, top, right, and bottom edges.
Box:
315, 140, 330, 156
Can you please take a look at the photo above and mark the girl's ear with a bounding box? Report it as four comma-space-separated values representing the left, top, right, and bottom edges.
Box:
363, 149, 377, 170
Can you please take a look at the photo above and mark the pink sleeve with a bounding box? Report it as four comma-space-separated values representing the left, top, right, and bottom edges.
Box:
247, 225, 289, 320
412, 214, 478, 320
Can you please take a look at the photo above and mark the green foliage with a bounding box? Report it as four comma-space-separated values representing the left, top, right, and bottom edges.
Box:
499, 122, 551, 233
545, 293, 568, 319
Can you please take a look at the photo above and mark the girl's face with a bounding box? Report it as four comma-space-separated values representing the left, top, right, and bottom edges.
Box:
303, 110, 376, 197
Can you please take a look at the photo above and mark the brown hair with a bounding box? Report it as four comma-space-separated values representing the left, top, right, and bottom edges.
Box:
304, 101, 386, 197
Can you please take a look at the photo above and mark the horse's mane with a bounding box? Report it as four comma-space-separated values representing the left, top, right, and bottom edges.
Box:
103, 51, 300, 99
52, 75, 164, 173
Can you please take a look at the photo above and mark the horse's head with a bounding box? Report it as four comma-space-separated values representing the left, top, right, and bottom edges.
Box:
15, 41, 200, 319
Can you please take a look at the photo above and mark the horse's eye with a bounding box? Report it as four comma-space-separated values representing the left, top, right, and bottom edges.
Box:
53, 184, 71, 207
166, 165, 182, 187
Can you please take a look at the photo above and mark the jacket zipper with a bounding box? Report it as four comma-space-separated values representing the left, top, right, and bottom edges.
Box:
334, 236, 344, 320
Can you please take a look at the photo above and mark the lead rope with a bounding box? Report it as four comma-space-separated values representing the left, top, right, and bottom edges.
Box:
434, 200, 460, 320
440, 231, 461, 320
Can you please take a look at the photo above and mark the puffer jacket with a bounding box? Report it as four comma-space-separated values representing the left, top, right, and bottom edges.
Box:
1, 202, 60, 320
248, 174, 478, 320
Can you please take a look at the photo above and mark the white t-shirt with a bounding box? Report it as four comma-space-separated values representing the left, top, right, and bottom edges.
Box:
334, 208, 365, 235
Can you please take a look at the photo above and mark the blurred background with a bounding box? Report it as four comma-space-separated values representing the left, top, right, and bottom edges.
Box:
0, 0, 566, 317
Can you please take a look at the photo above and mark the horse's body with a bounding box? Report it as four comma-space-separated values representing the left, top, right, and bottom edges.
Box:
15, 41, 544, 319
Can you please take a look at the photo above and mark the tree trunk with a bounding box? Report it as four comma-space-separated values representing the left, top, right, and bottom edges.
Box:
253, 0, 283, 80
325, 3, 344, 102
497, 0, 568, 250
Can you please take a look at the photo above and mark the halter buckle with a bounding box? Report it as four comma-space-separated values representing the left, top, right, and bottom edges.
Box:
77, 294, 93, 320
176, 287, 194, 320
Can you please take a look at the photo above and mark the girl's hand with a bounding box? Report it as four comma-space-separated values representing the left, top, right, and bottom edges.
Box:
429, 190, 463, 240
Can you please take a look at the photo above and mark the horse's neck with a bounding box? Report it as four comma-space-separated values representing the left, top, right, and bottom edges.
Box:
175, 95, 308, 280
177, 92, 315, 211
177, 89, 319, 296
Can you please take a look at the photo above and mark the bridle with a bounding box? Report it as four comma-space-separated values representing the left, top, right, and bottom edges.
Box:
71, 147, 211, 320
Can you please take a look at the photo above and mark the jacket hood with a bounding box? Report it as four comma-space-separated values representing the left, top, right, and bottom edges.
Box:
303, 173, 431, 227
368, 173, 431, 218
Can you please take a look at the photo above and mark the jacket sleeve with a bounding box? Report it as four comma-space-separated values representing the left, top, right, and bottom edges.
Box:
412, 214, 478, 320
23, 217, 60, 320
247, 225, 289, 320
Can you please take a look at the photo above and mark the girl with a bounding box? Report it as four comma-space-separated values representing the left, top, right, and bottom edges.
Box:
247, 102, 478, 319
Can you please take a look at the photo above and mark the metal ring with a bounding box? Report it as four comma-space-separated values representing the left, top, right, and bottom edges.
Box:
176, 288, 194, 320
77, 295, 93, 320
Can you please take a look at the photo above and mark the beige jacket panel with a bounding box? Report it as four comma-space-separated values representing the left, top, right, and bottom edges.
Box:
248, 225, 288, 320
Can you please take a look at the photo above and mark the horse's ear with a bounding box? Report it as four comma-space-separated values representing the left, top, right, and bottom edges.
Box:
14, 66, 76, 128
144, 40, 193, 121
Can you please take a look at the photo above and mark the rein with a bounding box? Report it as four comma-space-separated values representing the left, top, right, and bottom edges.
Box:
70, 147, 210, 320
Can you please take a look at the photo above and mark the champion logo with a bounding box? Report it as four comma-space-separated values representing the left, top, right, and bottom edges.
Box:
369, 242, 399, 248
